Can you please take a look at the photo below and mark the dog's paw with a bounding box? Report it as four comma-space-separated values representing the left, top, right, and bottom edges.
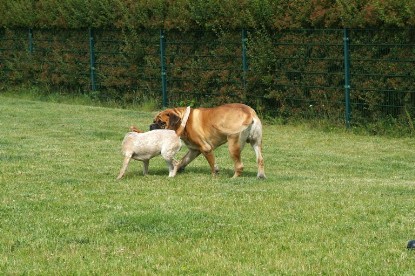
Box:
257, 173, 266, 179
214, 164, 220, 174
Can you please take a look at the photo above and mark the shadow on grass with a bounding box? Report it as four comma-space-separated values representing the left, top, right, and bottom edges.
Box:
118, 165, 260, 179
106, 210, 224, 238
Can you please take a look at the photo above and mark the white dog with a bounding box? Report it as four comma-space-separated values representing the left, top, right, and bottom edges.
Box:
117, 106, 191, 179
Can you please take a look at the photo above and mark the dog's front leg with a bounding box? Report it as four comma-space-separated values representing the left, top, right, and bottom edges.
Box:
167, 160, 176, 177
177, 149, 201, 172
202, 151, 218, 176
228, 135, 244, 178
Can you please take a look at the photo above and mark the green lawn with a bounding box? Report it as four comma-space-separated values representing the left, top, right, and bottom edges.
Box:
1, 96, 414, 274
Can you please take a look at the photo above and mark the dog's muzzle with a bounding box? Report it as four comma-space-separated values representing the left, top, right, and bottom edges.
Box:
149, 123, 163, 131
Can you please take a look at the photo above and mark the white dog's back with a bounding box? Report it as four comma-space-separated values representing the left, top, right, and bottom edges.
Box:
121, 129, 180, 160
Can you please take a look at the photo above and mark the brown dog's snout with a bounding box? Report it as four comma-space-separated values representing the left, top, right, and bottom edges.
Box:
150, 122, 166, 130
149, 119, 167, 131
149, 123, 160, 131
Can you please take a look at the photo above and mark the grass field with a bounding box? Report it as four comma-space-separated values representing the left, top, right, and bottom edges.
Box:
1, 95, 415, 274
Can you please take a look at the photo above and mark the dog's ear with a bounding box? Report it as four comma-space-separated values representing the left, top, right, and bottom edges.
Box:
168, 113, 181, 129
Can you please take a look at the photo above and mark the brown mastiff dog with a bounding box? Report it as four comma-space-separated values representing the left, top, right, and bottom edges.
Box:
149, 103, 266, 179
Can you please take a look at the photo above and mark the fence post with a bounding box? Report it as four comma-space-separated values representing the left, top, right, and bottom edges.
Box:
160, 29, 168, 108
28, 28, 33, 53
88, 28, 97, 91
343, 28, 351, 128
241, 29, 248, 90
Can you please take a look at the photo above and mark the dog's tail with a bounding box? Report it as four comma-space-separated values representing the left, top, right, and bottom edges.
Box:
129, 126, 143, 133
175, 106, 191, 137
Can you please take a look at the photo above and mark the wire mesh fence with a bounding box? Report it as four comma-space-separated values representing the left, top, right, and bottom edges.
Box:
1, 27, 414, 129
164, 30, 246, 107
247, 29, 347, 123
349, 29, 415, 126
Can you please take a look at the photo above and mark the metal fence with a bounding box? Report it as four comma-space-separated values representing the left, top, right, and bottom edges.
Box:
1, 28, 414, 129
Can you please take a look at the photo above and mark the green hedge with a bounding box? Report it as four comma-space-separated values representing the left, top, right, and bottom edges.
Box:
1, 27, 413, 131
1, 1, 414, 132
1, 0, 415, 30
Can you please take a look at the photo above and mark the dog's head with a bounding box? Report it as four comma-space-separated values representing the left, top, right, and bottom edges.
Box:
149, 108, 184, 131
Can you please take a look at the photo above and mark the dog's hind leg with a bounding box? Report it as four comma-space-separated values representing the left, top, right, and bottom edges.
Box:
248, 119, 266, 179
117, 156, 131, 180
250, 139, 266, 179
142, 160, 150, 175
253, 143, 265, 178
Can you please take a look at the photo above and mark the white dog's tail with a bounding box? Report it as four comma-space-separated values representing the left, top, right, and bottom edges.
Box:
175, 106, 191, 137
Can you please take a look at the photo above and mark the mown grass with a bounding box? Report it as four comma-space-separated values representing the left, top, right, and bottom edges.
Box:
1, 95, 415, 274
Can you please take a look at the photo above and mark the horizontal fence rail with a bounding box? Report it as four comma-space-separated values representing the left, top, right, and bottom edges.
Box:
0, 28, 414, 130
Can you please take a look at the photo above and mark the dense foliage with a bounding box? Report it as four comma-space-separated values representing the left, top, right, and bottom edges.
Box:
1, 0, 415, 30
0, 1, 414, 132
